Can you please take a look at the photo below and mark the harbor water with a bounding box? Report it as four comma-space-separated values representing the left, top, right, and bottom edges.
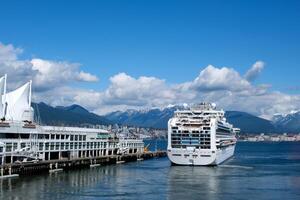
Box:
1, 141, 300, 200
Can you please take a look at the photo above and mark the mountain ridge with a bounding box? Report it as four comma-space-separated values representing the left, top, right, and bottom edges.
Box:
31, 102, 300, 134
32, 102, 111, 126
104, 106, 280, 134
272, 111, 300, 133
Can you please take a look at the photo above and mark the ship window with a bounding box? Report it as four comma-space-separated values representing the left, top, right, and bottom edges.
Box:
45, 143, 49, 150
38, 134, 44, 139
56, 135, 60, 140
79, 135, 82, 141
55, 142, 59, 150
50, 143, 54, 150
83, 135, 86, 141
6, 143, 12, 152
13, 143, 18, 151
51, 134, 55, 140
70, 135, 74, 141
61, 135, 65, 140
75, 135, 78, 141
39, 143, 43, 151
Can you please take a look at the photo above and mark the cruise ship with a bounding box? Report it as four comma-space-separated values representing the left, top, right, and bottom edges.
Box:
167, 103, 239, 166
0, 75, 144, 165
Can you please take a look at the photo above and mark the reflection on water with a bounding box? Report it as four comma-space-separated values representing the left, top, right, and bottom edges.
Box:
0, 161, 169, 200
167, 166, 220, 200
1, 142, 300, 200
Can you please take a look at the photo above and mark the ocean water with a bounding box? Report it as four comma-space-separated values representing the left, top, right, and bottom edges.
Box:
1, 142, 300, 200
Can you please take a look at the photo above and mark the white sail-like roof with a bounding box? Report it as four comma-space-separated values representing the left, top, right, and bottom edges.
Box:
0, 74, 7, 118
4, 81, 32, 121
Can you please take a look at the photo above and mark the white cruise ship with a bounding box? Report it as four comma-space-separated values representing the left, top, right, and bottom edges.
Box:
0, 75, 144, 165
167, 103, 239, 166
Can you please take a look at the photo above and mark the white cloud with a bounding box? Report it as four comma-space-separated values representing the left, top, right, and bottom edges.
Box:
0, 42, 99, 92
0, 42, 23, 62
188, 65, 251, 92
102, 72, 175, 106
77, 71, 99, 82
244, 61, 265, 82
31, 58, 99, 90
29, 63, 300, 119
1, 41, 300, 119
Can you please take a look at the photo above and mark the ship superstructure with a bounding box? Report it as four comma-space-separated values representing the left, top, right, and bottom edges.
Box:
0, 75, 144, 165
167, 103, 239, 166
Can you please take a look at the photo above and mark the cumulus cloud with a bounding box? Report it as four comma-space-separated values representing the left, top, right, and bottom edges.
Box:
90, 65, 299, 119
77, 71, 99, 82
31, 58, 99, 90
92, 64, 298, 119
0, 42, 99, 92
1, 41, 300, 119
244, 61, 265, 82
102, 73, 177, 106
188, 65, 251, 92
0, 42, 23, 61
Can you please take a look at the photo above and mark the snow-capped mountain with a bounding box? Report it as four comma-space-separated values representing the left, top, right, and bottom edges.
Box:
272, 110, 300, 133
105, 106, 183, 129
32, 102, 300, 133
105, 105, 277, 134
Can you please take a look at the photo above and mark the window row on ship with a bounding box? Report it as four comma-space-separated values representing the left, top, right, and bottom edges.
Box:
172, 129, 211, 134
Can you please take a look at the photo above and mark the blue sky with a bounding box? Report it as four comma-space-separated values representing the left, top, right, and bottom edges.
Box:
0, 0, 300, 117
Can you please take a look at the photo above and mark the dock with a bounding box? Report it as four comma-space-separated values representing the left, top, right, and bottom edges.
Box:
0, 151, 166, 178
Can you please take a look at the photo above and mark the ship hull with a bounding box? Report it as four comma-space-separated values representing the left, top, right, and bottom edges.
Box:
167, 145, 235, 166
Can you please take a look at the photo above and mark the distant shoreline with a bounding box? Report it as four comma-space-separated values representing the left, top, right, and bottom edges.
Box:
238, 133, 300, 142
237, 140, 300, 142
